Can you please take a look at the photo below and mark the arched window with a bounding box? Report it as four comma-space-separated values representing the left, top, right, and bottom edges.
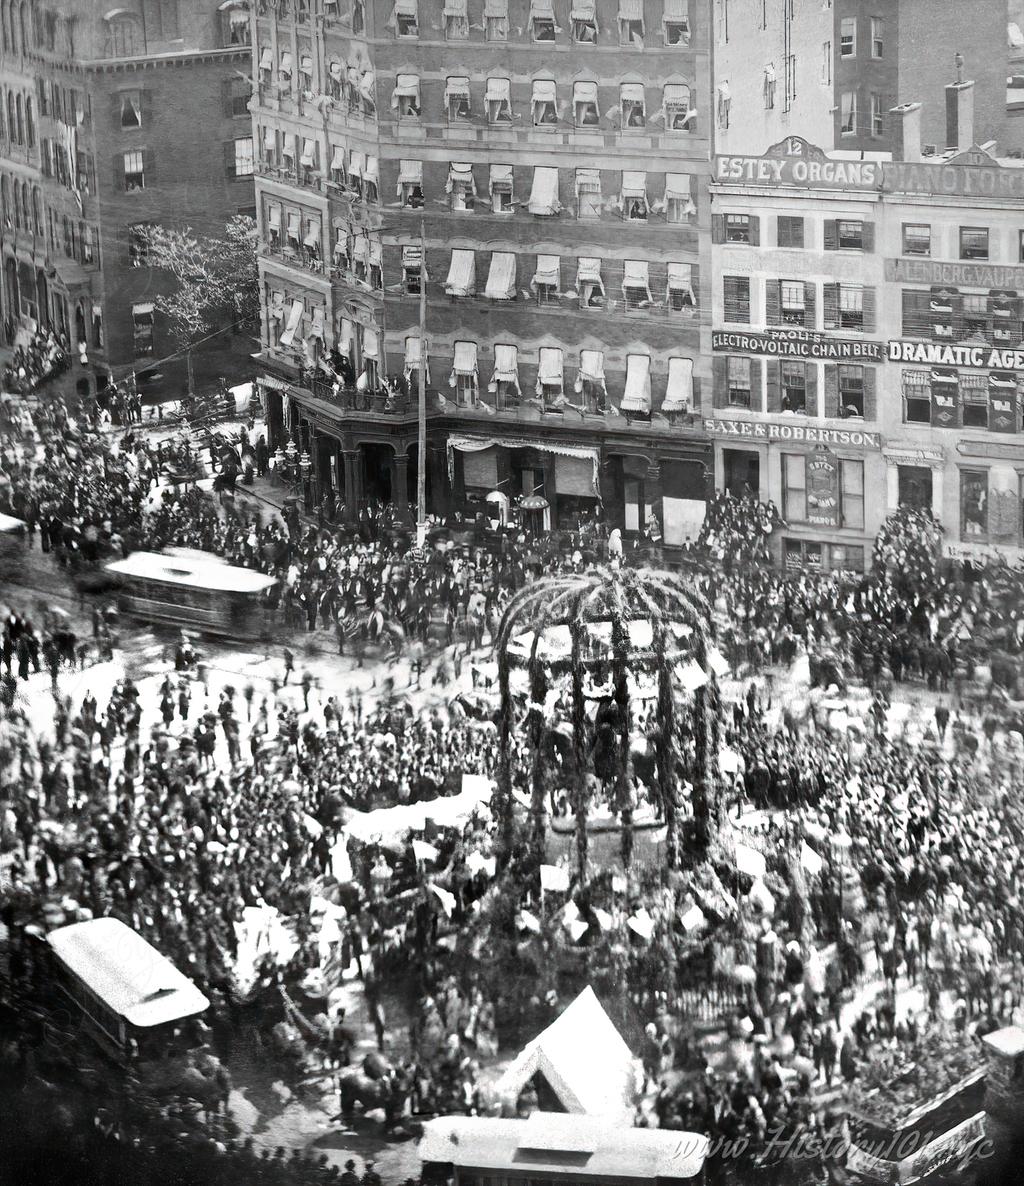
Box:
25, 95, 34, 147
5, 91, 14, 142
219, 0, 250, 46
15, 93, 24, 144
17, 0, 26, 50
0, 175, 11, 228
0, 3, 10, 53
105, 12, 142, 57
32, 185, 42, 233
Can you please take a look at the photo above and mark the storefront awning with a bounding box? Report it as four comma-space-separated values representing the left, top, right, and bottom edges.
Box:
445, 249, 476, 296
662, 357, 693, 411
533, 255, 560, 287
528, 167, 561, 215
621, 354, 651, 412
579, 349, 605, 382
485, 252, 516, 300
492, 344, 519, 384
447, 435, 599, 496
453, 341, 478, 375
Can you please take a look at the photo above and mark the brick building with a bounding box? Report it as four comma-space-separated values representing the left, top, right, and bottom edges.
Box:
0, 0, 255, 399
252, 0, 713, 540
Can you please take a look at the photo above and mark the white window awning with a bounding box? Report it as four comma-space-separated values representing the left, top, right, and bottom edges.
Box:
621, 354, 651, 412
309, 307, 325, 339
530, 0, 554, 15
286, 211, 301, 236
486, 77, 511, 103
362, 327, 380, 359
621, 170, 647, 199
453, 340, 478, 375
131, 301, 155, 317
282, 133, 297, 158
329, 60, 344, 82
259, 47, 273, 70
663, 357, 694, 411
359, 70, 376, 102
300, 138, 315, 166
718, 81, 732, 101
402, 244, 422, 265
444, 0, 468, 13
618, 0, 642, 18
394, 0, 417, 13
620, 82, 645, 103
391, 74, 421, 106
263, 125, 276, 149
571, 0, 596, 17
664, 84, 691, 105
576, 257, 603, 286
333, 230, 348, 257
575, 168, 601, 195
303, 220, 321, 247
279, 298, 304, 347
664, 173, 691, 201
528, 166, 560, 215
404, 335, 425, 366
445, 248, 476, 296
269, 291, 285, 319
447, 162, 476, 194
368, 236, 382, 266
489, 163, 513, 192
445, 76, 471, 100
492, 344, 519, 384
349, 150, 365, 177
622, 259, 651, 298
331, 144, 345, 171
397, 159, 422, 193
351, 234, 368, 261
532, 79, 557, 103
337, 317, 354, 350
483, 0, 507, 14
663, 0, 688, 15
485, 252, 516, 300
667, 262, 694, 295
574, 81, 598, 104
279, 51, 293, 74
300, 55, 313, 76
538, 347, 563, 384
267, 203, 281, 229
533, 254, 560, 287
579, 349, 605, 382
364, 156, 379, 185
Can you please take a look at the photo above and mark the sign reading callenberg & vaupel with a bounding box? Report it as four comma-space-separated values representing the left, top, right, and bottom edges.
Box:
885, 258, 1024, 288
713, 329, 884, 362
705, 418, 882, 449
888, 341, 1024, 369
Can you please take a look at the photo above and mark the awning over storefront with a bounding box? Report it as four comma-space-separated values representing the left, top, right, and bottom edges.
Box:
446, 435, 600, 496
621, 354, 651, 412
485, 252, 516, 299
533, 255, 560, 287
445, 249, 476, 296
662, 357, 693, 411
528, 167, 561, 215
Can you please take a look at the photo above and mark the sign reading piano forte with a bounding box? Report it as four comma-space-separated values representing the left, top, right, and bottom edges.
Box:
704, 418, 882, 449
713, 329, 884, 362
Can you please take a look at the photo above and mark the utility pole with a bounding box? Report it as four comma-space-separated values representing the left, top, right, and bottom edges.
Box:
416, 217, 427, 547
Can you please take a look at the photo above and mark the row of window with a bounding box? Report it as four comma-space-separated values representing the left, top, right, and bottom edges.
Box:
713, 356, 875, 421
36, 76, 87, 127
838, 15, 885, 61
713, 214, 874, 252
722, 277, 877, 334
381, 0, 691, 45
900, 368, 1022, 433
0, 86, 36, 150
0, 173, 99, 265
902, 288, 1024, 347
900, 223, 1024, 264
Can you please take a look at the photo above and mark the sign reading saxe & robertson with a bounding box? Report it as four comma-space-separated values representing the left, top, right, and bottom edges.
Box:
714, 136, 883, 190
888, 341, 1024, 369
705, 418, 882, 449
714, 330, 884, 362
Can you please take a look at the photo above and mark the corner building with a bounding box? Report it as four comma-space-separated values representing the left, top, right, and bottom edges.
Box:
708, 136, 885, 575
1, 0, 255, 397
252, 0, 713, 538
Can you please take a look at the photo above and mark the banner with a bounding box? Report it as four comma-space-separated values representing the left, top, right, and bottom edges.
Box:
930, 371, 959, 428
988, 373, 1018, 433
805, 446, 840, 527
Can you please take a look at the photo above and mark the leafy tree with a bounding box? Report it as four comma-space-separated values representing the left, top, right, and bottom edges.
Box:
138, 215, 259, 350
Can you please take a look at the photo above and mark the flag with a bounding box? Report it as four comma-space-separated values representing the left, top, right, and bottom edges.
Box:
412, 839, 439, 863
429, 883, 457, 917
540, 864, 570, 893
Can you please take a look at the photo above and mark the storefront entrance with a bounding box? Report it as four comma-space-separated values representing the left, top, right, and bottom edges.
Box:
723, 449, 760, 499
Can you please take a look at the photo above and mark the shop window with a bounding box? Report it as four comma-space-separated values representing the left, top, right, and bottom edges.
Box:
898, 466, 933, 512
960, 469, 988, 541
782, 455, 807, 523
727, 356, 751, 407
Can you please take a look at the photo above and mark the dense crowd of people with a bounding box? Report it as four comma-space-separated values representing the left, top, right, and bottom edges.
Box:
2, 327, 70, 395
4, 390, 1024, 1184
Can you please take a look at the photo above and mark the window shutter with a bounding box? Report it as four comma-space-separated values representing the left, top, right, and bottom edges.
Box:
110, 92, 122, 122
748, 216, 760, 246
118, 225, 131, 265
764, 279, 781, 326
113, 151, 124, 189
691, 373, 701, 412
775, 215, 785, 247
712, 354, 728, 408
803, 282, 816, 330
765, 359, 781, 412
862, 366, 876, 421
139, 89, 151, 125
790, 216, 804, 248
805, 363, 818, 415
749, 358, 762, 411
860, 221, 875, 252
223, 140, 236, 178
862, 287, 876, 333
823, 283, 839, 330
823, 364, 839, 417
143, 148, 155, 183
711, 213, 725, 244
823, 219, 838, 251
222, 79, 234, 118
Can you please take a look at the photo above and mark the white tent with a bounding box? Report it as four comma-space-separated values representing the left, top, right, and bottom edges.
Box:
495, 985, 641, 1124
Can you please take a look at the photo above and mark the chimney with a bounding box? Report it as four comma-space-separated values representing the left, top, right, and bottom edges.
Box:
945, 79, 975, 151
889, 102, 922, 163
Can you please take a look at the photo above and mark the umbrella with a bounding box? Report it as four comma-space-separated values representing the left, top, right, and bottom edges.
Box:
520, 495, 550, 511
732, 964, 757, 986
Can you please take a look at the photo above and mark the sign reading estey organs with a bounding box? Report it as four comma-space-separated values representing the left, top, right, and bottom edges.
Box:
705, 417, 881, 449
714, 136, 883, 190
888, 340, 1024, 369
714, 329, 884, 361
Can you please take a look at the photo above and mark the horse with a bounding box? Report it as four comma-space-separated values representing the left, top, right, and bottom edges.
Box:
338, 1065, 410, 1126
